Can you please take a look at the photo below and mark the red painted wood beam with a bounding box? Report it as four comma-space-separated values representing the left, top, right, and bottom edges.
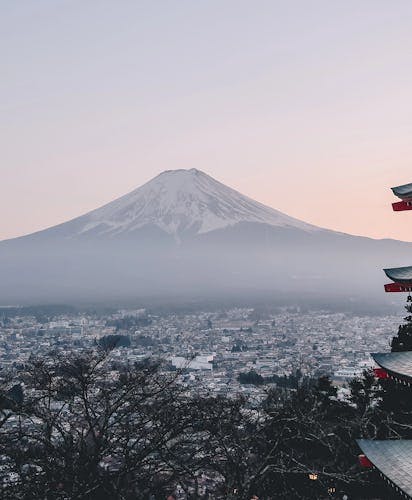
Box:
373, 367, 390, 379
358, 454, 373, 468
384, 283, 412, 292
392, 200, 412, 211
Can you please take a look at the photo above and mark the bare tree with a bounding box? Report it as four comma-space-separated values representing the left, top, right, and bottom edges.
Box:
0, 354, 393, 500
1, 350, 195, 499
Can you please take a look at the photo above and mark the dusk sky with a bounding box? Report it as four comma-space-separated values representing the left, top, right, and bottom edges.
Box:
2, 0, 412, 241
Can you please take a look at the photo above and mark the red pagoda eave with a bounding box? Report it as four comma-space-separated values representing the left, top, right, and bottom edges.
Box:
373, 367, 411, 386
393, 200, 412, 211
384, 283, 412, 293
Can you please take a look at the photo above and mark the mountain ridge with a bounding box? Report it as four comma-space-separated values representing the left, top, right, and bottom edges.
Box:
9, 168, 322, 243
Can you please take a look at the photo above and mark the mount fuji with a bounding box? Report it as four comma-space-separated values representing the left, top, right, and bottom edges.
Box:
28, 168, 319, 240
1, 168, 412, 305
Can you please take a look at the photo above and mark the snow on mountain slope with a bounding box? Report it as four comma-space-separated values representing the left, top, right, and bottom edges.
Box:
73, 168, 320, 238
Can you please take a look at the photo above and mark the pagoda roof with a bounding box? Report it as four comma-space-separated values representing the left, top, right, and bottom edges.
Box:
392, 183, 412, 200
384, 266, 412, 284
372, 352, 412, 381
357, 439, 412, 498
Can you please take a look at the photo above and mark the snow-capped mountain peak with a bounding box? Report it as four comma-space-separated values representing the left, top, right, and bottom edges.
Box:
74, 168, 319, 238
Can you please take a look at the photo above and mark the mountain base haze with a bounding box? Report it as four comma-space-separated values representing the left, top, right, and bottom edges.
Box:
1, 169, 411, 305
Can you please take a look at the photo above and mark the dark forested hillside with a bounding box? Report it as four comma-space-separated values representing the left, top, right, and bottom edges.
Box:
0, 349, 407, 499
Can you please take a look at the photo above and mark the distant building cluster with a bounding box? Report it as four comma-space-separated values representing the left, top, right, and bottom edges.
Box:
0, 305, 397, 399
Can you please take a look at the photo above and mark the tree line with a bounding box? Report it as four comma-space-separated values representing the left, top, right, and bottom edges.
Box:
0, 349, 407, 499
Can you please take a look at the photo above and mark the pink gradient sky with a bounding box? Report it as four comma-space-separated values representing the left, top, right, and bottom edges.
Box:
2, 1, 412, 241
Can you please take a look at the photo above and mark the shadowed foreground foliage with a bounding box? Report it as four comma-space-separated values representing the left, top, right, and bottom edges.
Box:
0, 350, 407, 499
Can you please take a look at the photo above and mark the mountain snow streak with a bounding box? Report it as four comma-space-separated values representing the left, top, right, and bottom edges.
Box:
76, 169, 318, 237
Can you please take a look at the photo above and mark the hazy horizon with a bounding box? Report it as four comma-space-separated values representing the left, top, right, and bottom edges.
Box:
1, 166, 412, 244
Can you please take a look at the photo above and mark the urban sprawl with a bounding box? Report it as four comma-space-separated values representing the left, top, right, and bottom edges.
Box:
0, 306, 398, 398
